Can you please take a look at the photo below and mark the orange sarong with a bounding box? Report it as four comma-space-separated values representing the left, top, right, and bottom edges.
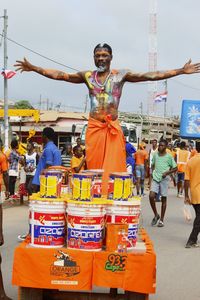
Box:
86, 117, 126, 194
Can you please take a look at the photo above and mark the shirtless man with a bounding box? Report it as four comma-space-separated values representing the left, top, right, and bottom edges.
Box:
15, 43, 200, 193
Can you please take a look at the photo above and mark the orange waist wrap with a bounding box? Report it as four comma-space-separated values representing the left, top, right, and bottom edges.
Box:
86, 116, 126, 195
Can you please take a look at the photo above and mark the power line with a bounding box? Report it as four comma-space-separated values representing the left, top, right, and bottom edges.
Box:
171, 78, 200, 91
0, 33, 80, 72
1, 33, 200, 92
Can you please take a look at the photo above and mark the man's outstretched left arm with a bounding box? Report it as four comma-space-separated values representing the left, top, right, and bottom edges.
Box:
124, 59, 200, 82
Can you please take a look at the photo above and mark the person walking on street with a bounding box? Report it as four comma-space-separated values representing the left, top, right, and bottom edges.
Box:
134, 143, 148, 196
176, 141, 190, 197
25, 141, 39, 196
149, 139, 177, 227
8, 139, 20, 200
184, 141, 200, 248
0, 138, 12, 300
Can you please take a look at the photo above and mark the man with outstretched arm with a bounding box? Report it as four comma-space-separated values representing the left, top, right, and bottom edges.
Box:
15, 43, 200, 193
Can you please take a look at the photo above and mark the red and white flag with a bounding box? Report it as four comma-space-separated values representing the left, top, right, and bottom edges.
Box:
1, 69, 16, 79
154, 92, 168, 103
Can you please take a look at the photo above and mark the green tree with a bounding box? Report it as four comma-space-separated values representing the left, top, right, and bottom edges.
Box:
14, 100, 34, 109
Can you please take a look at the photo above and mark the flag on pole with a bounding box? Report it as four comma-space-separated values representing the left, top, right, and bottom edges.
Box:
1, 69, 16, 79
154, 92, 167, 103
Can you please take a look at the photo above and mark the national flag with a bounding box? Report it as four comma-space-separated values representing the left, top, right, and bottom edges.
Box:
154, 92, 167, 103
1, 69, 16, 79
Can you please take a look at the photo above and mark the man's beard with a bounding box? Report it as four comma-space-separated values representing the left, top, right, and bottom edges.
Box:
96, 66, 106, 72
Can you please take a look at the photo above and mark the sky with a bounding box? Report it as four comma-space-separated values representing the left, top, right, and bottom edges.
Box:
0, 0, 200, 116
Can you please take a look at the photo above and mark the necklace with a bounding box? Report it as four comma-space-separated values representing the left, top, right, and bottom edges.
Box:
94, 70, 111, 89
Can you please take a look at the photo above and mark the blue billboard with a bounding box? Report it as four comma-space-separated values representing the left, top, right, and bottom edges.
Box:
180, 100, 200, 139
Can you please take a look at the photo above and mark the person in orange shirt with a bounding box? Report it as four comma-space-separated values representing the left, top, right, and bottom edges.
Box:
189, 142, 198, 158
175, 141, 190, 197
184, 141, 200, 248
134, 143, 148, 196
71, 146, 86, 173
0, 138, 11, 300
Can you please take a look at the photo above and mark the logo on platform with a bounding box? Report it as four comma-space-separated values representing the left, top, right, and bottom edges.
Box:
50, 250, 80, 277
105, 253, 127, 272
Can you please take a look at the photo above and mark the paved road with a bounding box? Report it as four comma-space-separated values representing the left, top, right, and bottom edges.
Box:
1, 186, 200, 300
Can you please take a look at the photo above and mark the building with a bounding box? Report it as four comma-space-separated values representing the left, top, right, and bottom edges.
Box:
119, 112, 180, 142
10, 110, 89, 148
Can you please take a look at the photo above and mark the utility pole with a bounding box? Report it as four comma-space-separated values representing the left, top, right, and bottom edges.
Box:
39, 94, 42, 110
139, 102, 143, 115
3, 9, 9, 149
46, 98, 49, 110
163, 80, 167, 118
163, 80, 168, 138
84, 95, 88, 113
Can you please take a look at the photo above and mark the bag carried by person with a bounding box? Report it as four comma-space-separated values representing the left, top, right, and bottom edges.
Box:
182, 203, 192, 222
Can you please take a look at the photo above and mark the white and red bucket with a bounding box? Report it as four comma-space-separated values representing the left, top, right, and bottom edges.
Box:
67, 203, 106, 251
106, 201, 141, 248
29, 200, 66, 248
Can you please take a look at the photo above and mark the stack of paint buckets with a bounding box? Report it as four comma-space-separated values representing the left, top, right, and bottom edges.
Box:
67, 169, 105, 251
29, 169, 67, 248
29, 168, 141, 252
106, 172, 141, 251
67, 170, 141, 252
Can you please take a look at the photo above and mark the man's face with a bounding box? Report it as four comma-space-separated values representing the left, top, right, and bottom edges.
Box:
152, 140, 157, 148
94, 48, 112, 72
75, 147, 83, 158
27, 143, 33, 151
158, 142, 166, 153
76, 138, 81, 146
66, 145, 72, 154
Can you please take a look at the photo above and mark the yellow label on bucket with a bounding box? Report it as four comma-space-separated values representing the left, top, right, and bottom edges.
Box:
40, 175, 46, 197
113, 178, 123, 199
72, 178, 81, 199
81, 179, 91, 200
46, 176, 57, 197
123, 178, 131, 199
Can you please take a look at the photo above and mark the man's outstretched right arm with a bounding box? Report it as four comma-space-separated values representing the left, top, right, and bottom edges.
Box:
14, 58, 84, 83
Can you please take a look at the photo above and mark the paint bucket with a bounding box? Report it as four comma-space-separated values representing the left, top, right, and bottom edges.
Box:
29, 200, 66, 248
67, 202, 106, 251
40, 169, 62, 198
48, 166, 70, 185
108, 172, 133, 201
106, 201, 141, 248
82, 169, 104, 199
71, 173, 94, 201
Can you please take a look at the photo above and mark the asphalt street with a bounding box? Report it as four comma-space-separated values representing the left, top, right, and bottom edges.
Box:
1, 185, 200, 300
